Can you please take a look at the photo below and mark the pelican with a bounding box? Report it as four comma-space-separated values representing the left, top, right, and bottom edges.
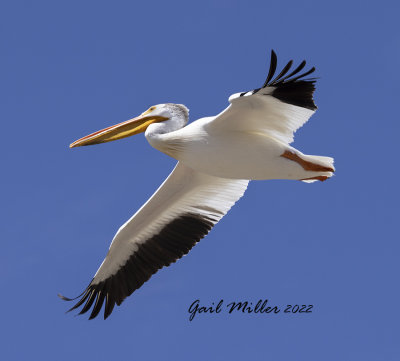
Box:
60, 50, 335, 319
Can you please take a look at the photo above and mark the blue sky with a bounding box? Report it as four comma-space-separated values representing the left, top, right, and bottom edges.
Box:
2, 0, 399, 360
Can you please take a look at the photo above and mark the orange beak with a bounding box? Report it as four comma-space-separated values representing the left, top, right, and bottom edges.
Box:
70, 113, 168, 148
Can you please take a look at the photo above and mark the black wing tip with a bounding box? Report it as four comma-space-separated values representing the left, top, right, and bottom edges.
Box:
58, 293, 73, 301
263, 50, 278, 87
259, 50, 318, 110
263, 50, 317, 87
61, 213, 215, 320
272, 80, 317, 110
271, 49, 277, 62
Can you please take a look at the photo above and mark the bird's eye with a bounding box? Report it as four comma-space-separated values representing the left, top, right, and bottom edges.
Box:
149, 106, 156, 112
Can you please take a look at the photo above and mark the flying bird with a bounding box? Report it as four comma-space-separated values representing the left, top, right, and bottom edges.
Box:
60, 50, 335, 319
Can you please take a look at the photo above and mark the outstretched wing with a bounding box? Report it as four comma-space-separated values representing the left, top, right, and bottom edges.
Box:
60, 163, 248, 319
208, 50, 317, 144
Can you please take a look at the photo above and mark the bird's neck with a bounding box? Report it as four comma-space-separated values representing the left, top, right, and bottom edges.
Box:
145, 119, 186, 158
145, 124, 167, 147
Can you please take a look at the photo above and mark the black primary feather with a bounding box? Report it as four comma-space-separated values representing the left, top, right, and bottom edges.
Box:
263, 49, 278, 87
275, 60, 306, 84
239, 50, 317, 110
60, 213, 214, 320
260, 50, 317, 110
270, 59, 293, 84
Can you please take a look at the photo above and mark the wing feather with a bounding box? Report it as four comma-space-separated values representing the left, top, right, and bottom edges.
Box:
277, 60, 306, 83
271, 60, 293, 84
60, 163, 248, 319
263, 49, 278, 86
209, 50, 318, 144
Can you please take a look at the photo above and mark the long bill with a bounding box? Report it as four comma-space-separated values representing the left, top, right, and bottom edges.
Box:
70, 114, 168, 148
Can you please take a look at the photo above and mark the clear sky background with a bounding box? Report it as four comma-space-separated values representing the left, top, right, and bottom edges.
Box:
2, 0, 399, 360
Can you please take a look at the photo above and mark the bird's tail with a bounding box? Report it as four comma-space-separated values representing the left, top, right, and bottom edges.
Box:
299, 155, 335, 183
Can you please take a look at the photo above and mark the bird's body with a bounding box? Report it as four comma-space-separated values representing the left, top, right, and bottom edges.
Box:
150, 118, 332, 180
61, 50, 335, 319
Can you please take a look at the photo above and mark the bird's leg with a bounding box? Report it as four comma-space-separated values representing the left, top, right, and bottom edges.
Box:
280, 150, 334, 172
299, 175, 329, 182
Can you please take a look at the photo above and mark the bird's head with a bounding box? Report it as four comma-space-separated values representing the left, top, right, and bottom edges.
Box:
69, 103, 188, 148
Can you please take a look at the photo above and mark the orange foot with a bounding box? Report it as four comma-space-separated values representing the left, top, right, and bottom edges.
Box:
281, 150, 334, 172
300, 175, 329, 182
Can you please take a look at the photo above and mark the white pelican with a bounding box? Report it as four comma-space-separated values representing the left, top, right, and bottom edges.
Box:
60, 50, 335, 319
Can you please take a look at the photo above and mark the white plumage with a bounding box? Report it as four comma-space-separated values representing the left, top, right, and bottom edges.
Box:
94, 163, 248, 284
61, 50, 334, 319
